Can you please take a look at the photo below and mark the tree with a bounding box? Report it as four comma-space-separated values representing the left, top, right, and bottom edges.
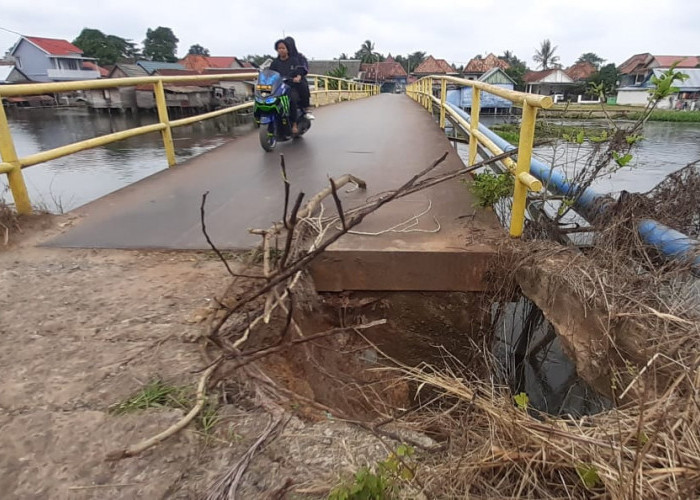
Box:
406, 51, 426, 73
587, 63, 619, 97
533, 39, 559, 70
143, 27, 179, 62
73, 28, 139, 66
500, 50, 528, 91
188, 44, 210, 56
576, 52, 606, 69
354, 40, 381, 63
338, 52, 349, 60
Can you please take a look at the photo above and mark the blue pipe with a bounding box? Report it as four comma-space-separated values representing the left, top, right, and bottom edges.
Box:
447, 103, 700, 270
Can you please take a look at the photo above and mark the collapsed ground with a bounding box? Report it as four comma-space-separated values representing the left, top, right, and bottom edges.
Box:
0, 215, 409, 499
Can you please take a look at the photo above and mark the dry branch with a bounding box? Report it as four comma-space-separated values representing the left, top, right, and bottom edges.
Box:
106, 361, 220, 461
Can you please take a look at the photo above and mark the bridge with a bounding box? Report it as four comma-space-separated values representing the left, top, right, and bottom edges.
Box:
0, 72, 557, 292
4, 71, 694, 290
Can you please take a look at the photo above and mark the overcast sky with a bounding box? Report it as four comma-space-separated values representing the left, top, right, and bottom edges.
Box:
2, 0, 698, 68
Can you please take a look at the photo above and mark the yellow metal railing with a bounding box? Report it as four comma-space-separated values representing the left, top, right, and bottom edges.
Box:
0, 73, 377, 214
407, 76, 552, 238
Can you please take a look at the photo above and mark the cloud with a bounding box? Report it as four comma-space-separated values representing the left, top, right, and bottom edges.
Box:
1, 0, 698, 66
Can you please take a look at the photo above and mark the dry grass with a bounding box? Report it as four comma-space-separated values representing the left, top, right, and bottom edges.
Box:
390, 162, 695, 498
0, 199, 20, 245
398, 354, 699, 499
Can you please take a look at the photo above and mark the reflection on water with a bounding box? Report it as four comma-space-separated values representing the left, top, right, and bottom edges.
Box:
493, 299, 611, 417
455, 118, 700, 195
1, 107, 253, 212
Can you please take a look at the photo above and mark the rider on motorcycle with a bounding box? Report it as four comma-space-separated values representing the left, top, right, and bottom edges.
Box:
269, 39, 306, 135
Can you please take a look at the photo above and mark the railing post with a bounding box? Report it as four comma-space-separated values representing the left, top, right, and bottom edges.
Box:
154, 80, 176, 167
510, 102, 538, 238
439, 78, 447, 129
0, 100, 32, 214
314, 76, 319, 108
468, 86, 481, 166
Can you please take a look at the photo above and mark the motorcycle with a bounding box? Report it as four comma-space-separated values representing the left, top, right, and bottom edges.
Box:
253, 69, 311, 152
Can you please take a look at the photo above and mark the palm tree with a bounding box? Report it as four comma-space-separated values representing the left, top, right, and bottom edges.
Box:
407, 51, 426, 73
356, 40, 379, 64
533, 39, 560, 70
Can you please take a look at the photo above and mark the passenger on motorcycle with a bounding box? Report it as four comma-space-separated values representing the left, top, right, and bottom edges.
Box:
269, 39, 306, 135
283, 37, 315, 122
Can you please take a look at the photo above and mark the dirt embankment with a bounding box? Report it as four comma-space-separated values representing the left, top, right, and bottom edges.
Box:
0, 215, 398, 499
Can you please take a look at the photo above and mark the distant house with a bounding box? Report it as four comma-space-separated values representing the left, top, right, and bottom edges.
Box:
135, 69, 217, 111
565, 62, 596, 82
136, 60, 186, 75
82, 63, 148, 112
462, 53, 510, 80
360, 57, 408, 92
447, 68, 515, 113
524, 69, 575, 101
8, 35, 100, 82
413, 56, 458, 77
616, 54, 700, 108
202, 68, 256, 104
307, 60, 362, 79
179, 54, 253, 73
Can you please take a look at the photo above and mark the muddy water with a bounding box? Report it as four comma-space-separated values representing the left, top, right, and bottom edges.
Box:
458, 117, 700, 195
1, 107, 253, 212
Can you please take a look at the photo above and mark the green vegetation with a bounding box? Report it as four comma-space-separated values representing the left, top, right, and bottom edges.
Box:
143, 26, 179, 62
329, 444, 415, 499
533, 39, 559, 70
490, 122, 610, 144
109, 379, 190, 414
72, 28, 141, 66
187, 44, 210, 56
626, 110, 700, 122
469, 171, 514, 207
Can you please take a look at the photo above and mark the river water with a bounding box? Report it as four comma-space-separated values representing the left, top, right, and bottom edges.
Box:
2, 108, 699, 213
0, 107, 253, 212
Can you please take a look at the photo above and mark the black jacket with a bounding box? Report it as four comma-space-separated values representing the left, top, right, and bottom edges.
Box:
270, 55, 308, 79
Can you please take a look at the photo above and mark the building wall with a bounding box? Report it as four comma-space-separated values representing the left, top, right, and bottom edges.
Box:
616, 89, 650, 106
85, 88, 123, 109
136, 90, 156, 109
448, 83, 514, 109
12, 39, 51, 82
110, 67, 139, 111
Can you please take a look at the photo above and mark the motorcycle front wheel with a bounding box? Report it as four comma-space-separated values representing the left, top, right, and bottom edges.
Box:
259, 123, 276, 152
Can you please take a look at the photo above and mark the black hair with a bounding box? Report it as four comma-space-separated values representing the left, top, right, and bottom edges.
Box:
274, 39, 288, 51
283, 36, 299, 57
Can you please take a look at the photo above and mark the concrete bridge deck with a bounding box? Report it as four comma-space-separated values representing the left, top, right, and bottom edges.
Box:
46, 94, 505, 291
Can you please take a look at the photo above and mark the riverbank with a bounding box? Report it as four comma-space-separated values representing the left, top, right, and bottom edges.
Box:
540, 105, 700, 122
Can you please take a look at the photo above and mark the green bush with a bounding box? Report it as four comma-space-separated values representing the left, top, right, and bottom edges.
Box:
469, 171, 514, 207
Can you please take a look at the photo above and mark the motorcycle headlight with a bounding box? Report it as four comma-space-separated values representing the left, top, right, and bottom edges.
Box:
265, 97, 276, 104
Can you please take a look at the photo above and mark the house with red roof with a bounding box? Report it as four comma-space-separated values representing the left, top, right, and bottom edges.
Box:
462, 54, 510, 79
523, 61, 602, 103
617, 53, 700, 109
616, 53, 700, 108
8, 35, 101, 82
413, 56, 458, 77
360, 56, 408, 92
179, 54, 254, 73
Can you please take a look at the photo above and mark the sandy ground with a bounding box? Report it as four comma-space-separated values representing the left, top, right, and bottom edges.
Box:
0, 214, 393, 499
